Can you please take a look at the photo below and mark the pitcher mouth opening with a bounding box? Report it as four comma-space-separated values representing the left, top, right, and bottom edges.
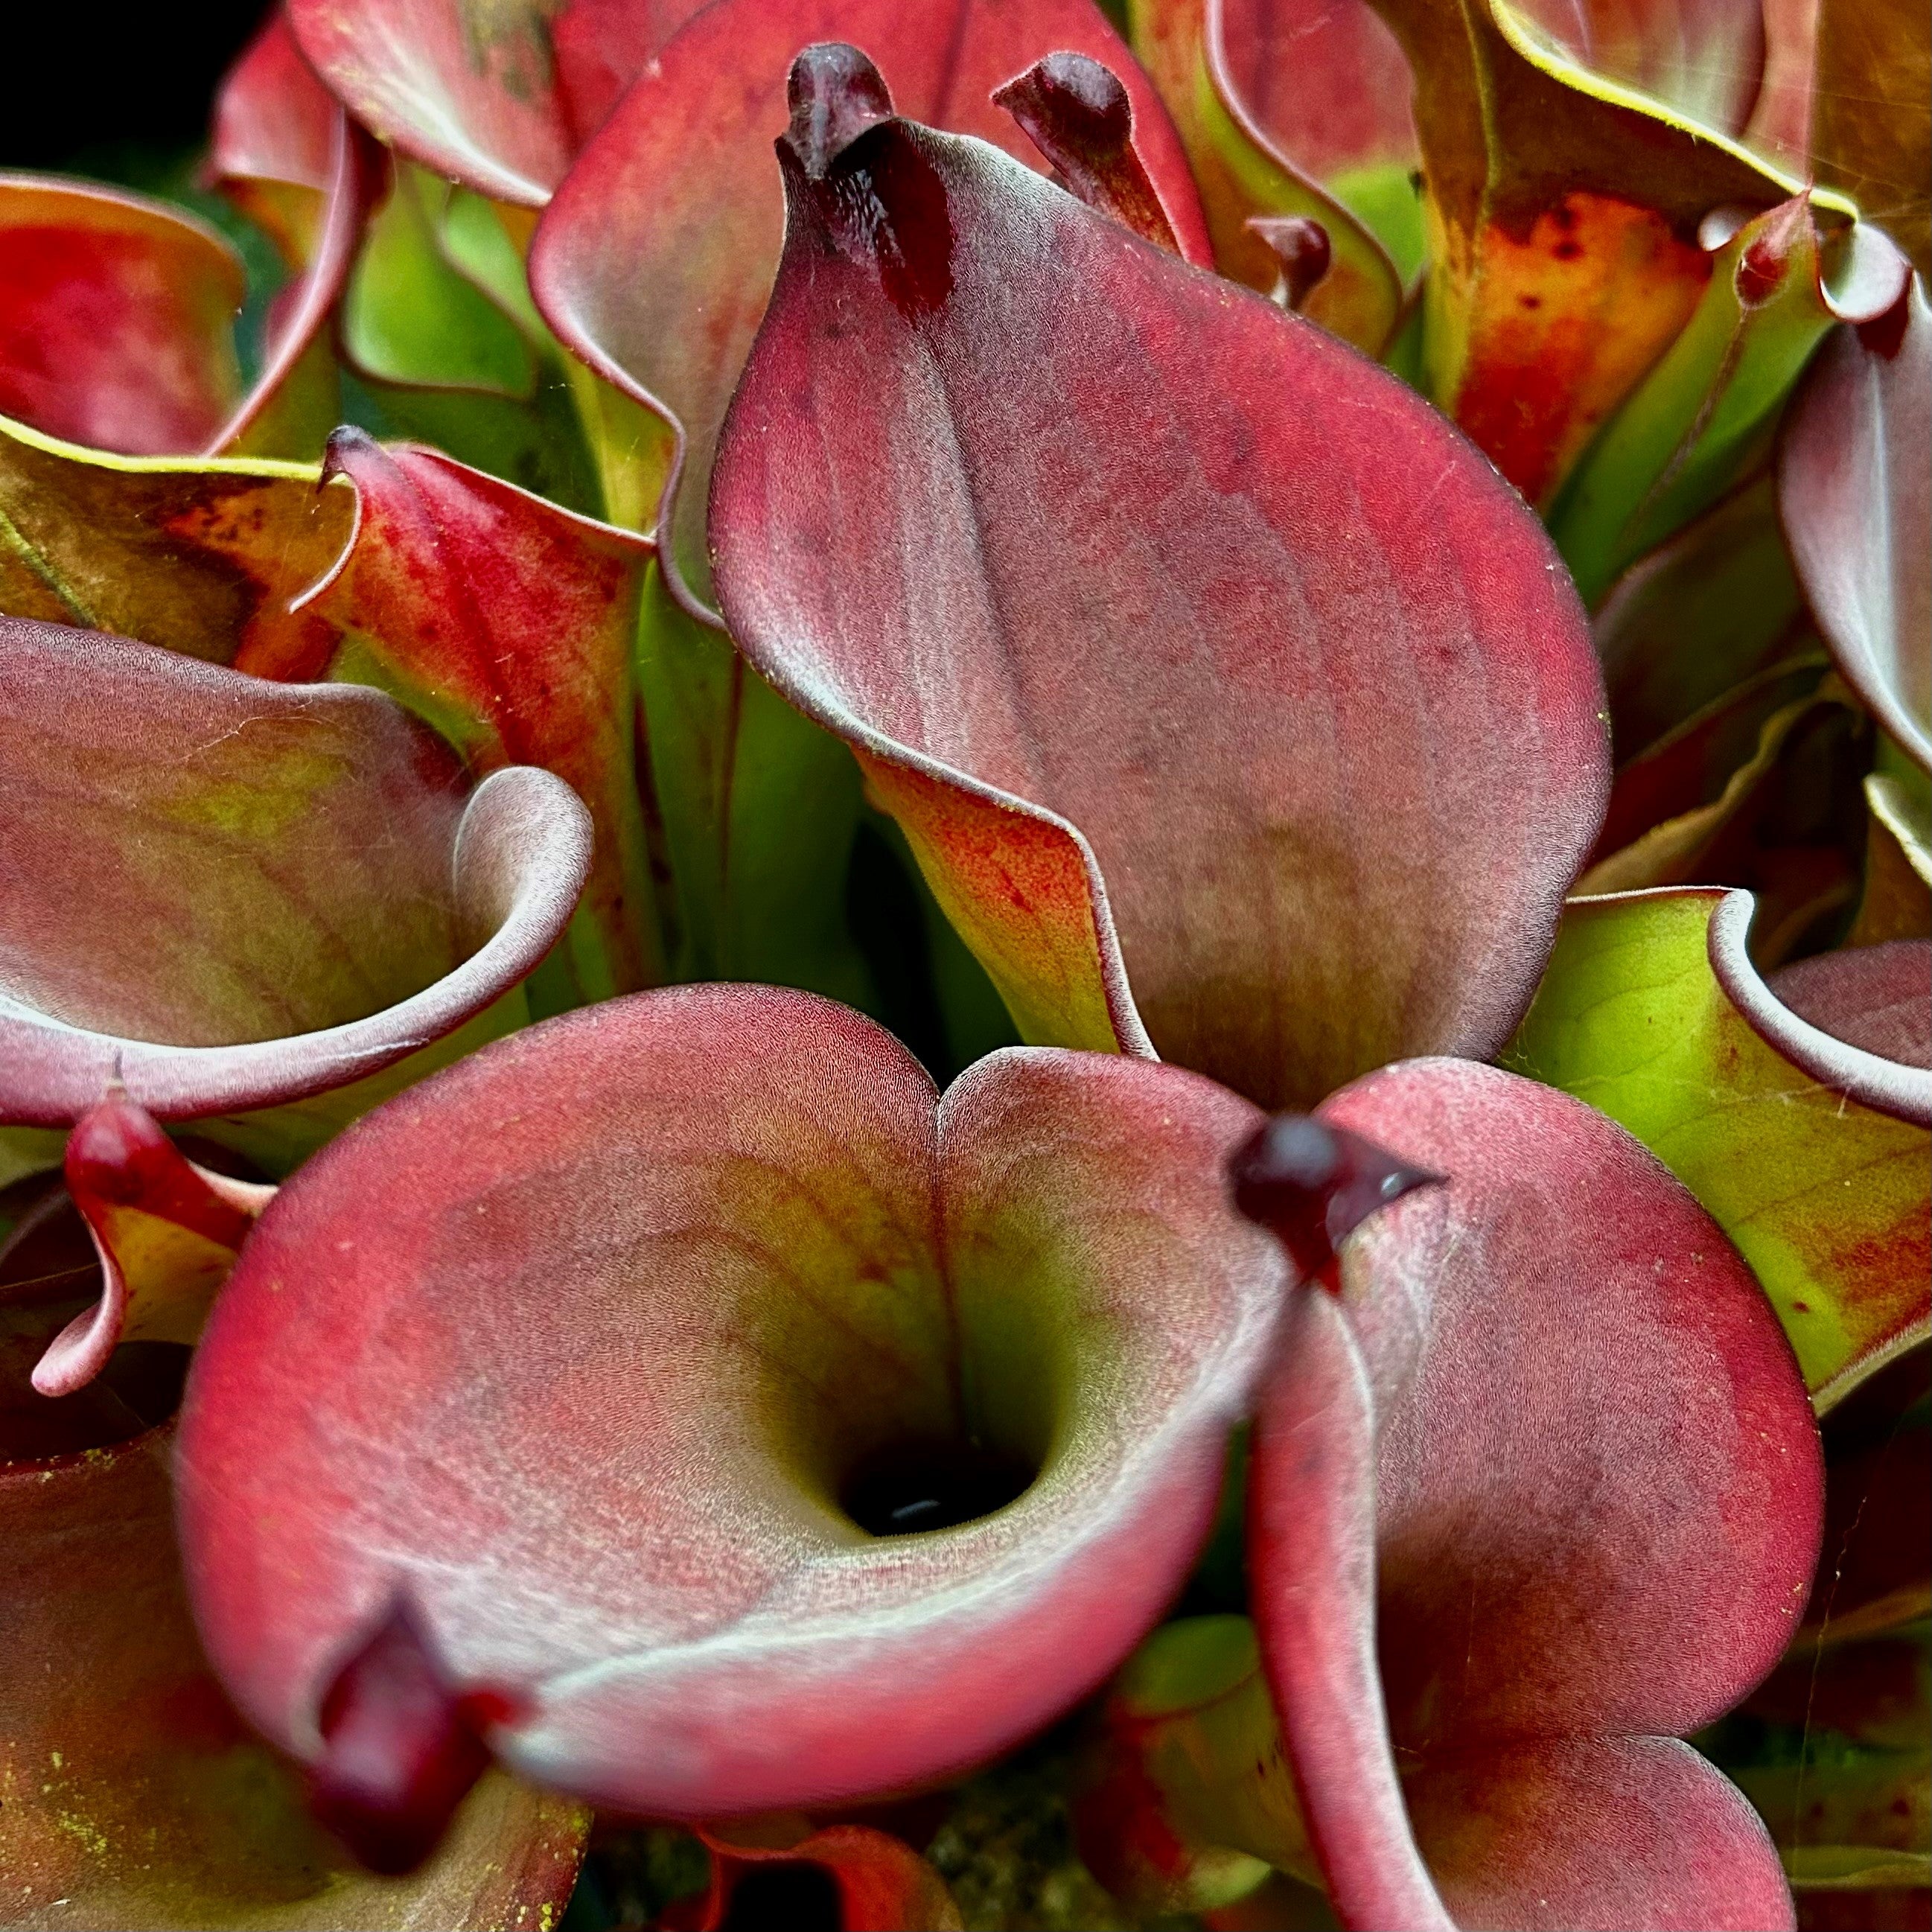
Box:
753, 1242, 1065, 1546
838, 1435, 1040, 1537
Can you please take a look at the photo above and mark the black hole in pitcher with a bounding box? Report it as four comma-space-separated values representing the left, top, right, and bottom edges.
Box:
840, 1440, 1036, 1537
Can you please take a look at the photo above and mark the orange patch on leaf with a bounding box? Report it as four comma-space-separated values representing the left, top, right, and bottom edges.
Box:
1452, 193, 1708, 503
857, 751, 1132, 1056
1799, 1187, 1932, 1361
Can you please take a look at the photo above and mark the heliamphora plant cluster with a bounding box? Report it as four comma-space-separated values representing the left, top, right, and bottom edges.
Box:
0, 0, 1926, 1927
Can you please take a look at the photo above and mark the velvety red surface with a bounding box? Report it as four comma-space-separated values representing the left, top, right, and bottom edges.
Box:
1779, 281, 1932, 777
176, 987, 1286, 1822
710, 67, 1607, 1108
1216, 0, 1418, 179
0, 179, 242, 454
1771, 940, 1932, 1070
307, 430, 660, 995
1249, 1058, 1822, 1929
531, 0, 1206, 608
0, 617, 589, 1123
211, 12, 339, 235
